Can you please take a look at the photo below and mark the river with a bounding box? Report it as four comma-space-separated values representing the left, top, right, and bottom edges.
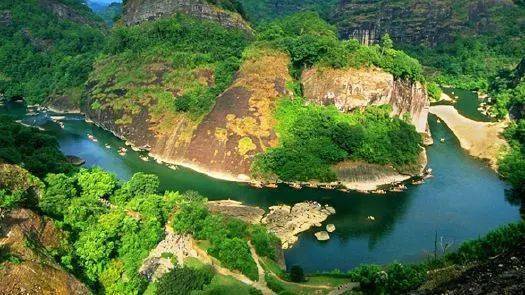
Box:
0, 92, 520, 273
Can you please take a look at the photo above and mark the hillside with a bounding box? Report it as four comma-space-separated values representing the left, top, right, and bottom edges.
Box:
0, 0, 105, 105
82, 1, 429, 188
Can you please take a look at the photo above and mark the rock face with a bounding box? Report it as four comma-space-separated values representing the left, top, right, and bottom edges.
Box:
123, 0, 252, 33
261, 202, 335, 249
0, 209, 90, 295
207, 200, 265, 224
38, 0, 102, 27
332, 0, 518, 47
302, 66, 430, 133
85, 50, 291, 181
139, 232, 198, 282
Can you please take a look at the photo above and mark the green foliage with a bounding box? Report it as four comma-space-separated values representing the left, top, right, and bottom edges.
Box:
40, 173, 77, 219
239, 0, 338, 24
257, 13, 424, 81
156, 265, 214, 295
75, 168, 117, 199
446, 221, 525, 264
171, 193, 278, 280
252, 98, 422, 182
348, 263, 425, 294
0, 0, 104, 104
208, 237, 259, 281
0, 115, 74, 177
426, 82, 442, 101
289, 265, 305, 283
90, 13, 249, 122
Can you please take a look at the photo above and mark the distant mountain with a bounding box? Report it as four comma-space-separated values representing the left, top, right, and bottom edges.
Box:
88, 1, 122, 25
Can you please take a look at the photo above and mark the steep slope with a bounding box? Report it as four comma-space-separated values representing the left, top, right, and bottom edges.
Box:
331, 0, 525, 88
0, 0, 105, 104
238, 0, 337, 23
123, 0, 252, 33
302, 66, 429, 133
0, 164, 90, 295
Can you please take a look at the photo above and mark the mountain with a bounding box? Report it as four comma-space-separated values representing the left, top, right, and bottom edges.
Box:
0, 0, 105, 104
82, 1, 429, 187
89, 1, 122, 26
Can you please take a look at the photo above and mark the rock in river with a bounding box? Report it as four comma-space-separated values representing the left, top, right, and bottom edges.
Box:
326, 224, 336, 233
315, 231, 330, 241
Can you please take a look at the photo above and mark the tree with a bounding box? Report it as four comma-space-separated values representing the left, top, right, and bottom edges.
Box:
76, 168, 118, 199
40, 173, 77, 218
289, 265, 305, 282
381, 33, 394, 50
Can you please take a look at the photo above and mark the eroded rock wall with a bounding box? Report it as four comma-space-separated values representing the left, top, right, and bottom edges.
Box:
301, 66, 429, 133
123, 0, 252, 33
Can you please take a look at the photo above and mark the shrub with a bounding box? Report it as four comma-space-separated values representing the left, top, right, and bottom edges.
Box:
208, 238, 259, 281
289, 265, 305, 283
156, 266, 214, 295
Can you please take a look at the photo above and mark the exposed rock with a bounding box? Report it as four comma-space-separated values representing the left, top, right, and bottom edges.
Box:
332, 0, 518, 48
326, 224, 336, 233
261, 202, 335, 249
301, 66, 430, 133
123, 0, 252, 34
413, 240, 525, 294
207, 200, 265, 224
47, 95, 82, 114
65, 155, 86, 166
0, 209, 90, 295
38, 0, 101, 27
314, 231, 330, 241
0, 10, 12, 26
139, 232, 198, 282
332, 149, 427, 191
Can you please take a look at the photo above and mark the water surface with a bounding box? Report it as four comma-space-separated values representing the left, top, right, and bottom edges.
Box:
0, 98, 519, 272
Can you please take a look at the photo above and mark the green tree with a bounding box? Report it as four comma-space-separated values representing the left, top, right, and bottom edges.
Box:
40, 173, 77, 218
289, 265, 305, 282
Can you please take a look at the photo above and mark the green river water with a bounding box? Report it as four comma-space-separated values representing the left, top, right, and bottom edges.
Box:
0, 92, 521, 272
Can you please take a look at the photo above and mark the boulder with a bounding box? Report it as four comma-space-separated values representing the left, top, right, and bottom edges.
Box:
326, 224, 336, 233
315, 231, 330, 241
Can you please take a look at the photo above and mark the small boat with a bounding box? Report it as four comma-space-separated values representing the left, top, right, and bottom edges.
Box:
168, 165, 179, 170
140, 156, 149, 162
367, 216, 376, 221
250, 182, 263, 188
372, 189, 387, 195
92, 138, 98, 142
440, 138, 445, 143
265, 183, 278, 189
290, 183, 302, 190
437, 119, 441, 123
105, 144, 111, 149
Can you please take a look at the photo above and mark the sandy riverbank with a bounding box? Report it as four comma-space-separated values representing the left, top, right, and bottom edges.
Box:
429, 105, 508, 169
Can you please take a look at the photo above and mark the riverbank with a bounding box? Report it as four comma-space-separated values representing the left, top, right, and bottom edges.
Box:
429, 105, 508, 169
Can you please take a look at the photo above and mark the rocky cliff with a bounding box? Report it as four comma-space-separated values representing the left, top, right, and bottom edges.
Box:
123, 0, 252, 33
332, 0, 518, 47
85, 49, 292, 180
302, 66, 430, 133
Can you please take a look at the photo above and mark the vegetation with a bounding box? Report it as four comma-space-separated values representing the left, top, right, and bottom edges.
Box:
0, 0, 104, 104
155, 265, 214, 295
347, 221, 525, 294
238, 0, 337, 24
88, 13, 249, 127
252, 98, 422, 182
256, 12, 424, 81
171, 193, 281, 281
0, 115, 73, 177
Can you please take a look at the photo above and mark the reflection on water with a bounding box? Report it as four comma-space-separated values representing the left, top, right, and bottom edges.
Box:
0, 100, 520, 272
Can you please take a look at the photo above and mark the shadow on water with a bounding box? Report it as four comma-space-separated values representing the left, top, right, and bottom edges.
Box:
0, 100, 520, 272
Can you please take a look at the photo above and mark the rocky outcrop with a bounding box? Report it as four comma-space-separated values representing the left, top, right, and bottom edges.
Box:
261, 202, 335, 249
38, 0, 102, 27
332, 0, 517, 47
207, 200, 265, 224
123, 0, 252, 33
0, 209, 90, 295
302, 66, 430, 133
139, 232, 198, 282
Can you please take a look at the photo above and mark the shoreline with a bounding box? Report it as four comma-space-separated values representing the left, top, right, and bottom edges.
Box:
429, 105, 508, 170
46, 106, 429, 193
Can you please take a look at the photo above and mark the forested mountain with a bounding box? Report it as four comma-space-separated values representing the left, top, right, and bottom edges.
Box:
87, 1, 122, 26
0, 0, 105, 104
